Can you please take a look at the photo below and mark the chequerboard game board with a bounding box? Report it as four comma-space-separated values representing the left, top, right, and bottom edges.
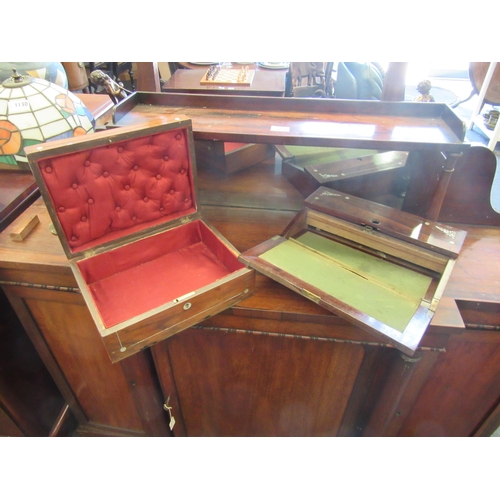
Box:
200, 66, 255, 86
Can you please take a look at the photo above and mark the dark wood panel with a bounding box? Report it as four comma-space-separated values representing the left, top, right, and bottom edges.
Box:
398, 332, 500, 436
157, 327, 365, 436
0, 288, 67, 436
403, 145, 500, 226
0, 171, 39, 233
22, 290, 145, 431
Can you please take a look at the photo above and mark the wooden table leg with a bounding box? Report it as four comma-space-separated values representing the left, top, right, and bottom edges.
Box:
363, 348, 441, 436
425, 152, 462, 221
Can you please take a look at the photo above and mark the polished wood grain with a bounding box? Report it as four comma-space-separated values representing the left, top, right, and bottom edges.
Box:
194, 141, 274, 175
0, 171, 39, 232
404, 145, 500, 226
154, 327, 365, 436
79, 93, 115, 128
304, 187, 467, 257
113, 93, 468, 152
1, 145, 500, 436
399, 329, 500, 436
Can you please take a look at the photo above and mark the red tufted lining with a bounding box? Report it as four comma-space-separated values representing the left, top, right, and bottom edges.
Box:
37, 127, 197, 255
77, 219, 245, 328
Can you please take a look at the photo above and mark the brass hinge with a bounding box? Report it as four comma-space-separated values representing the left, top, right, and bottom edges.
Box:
303, 289, 320, 303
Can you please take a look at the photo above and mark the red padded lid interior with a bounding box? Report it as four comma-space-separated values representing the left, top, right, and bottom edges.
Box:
37, 127, 197, 255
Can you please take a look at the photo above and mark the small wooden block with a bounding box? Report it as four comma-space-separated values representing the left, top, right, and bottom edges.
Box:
10, 214, 39, 241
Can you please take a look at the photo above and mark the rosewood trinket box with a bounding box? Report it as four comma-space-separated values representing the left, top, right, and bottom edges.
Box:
25, 119, 255, 362
240, 187, 467, 355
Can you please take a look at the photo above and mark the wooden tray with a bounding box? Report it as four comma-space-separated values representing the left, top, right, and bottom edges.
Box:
113, 93, 468, 152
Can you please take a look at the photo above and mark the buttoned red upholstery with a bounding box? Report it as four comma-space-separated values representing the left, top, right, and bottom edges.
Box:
38, 127, 196, 255
35, 126, 247, 329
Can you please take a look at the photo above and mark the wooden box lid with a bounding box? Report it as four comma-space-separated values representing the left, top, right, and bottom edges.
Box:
305, 187, 467, 258
25, 118, 199, 260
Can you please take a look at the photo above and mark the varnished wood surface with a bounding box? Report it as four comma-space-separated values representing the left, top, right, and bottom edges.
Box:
162, 69, 286, 97
0, 171, 39, 232
153, 327, 365, 436
303, 186, 467, 257
0, 159, 497, 332
113, 93, 468, 152
2, 154, 500, 436
79, 93, 114, 128
403, 145, 500, 226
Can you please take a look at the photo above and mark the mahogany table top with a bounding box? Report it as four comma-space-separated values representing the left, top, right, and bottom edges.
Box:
162, 69, 286, 97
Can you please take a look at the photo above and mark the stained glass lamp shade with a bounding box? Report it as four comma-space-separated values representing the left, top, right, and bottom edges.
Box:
0, 69, 95, 170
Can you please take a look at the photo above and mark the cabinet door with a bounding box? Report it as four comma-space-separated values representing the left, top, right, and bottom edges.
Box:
0, 288, 67, 437
152, 327, 366, 437
6, 285, 147, 434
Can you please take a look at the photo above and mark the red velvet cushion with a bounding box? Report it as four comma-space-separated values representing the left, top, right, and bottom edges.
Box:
38, 127, 196, 254
76, 220, 245, 328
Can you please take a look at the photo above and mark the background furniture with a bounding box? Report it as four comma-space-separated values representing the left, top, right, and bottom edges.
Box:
334, 62, 386, 100
162, 68, 286, 97
113, 92, 467, 222
86, 62, 135, 93
160, 64, 285, 173
62, 62, 90, 92
467, 62, 500, 150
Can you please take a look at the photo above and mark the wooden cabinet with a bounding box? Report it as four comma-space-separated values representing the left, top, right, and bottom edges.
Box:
1, 156, 499, 437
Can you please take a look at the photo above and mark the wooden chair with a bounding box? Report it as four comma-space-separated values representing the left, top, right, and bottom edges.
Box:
286, 62, 334, 97
279, 63, 410, 206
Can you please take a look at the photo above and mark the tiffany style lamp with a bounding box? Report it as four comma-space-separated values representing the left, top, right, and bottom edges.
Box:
0, 69, 95, 171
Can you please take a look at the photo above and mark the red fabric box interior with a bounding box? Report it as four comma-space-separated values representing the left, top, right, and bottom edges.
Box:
34, 123, 247, 330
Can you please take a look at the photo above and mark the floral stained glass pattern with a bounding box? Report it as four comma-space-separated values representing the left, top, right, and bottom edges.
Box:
0, 75, 94, 169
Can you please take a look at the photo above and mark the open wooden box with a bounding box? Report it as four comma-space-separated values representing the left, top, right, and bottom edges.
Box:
25, 119, 254, 363
240, 187, 467, 355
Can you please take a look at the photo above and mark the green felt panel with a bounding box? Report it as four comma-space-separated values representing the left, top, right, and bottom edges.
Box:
284, 146, 378, 168
259, 232, 432, 333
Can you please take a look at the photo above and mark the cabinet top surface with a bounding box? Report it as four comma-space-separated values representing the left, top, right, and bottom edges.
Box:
1, 191, 499, 323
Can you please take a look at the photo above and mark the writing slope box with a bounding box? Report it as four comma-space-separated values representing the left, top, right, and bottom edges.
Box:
25, 119, 255, 363
240, 187, 467, 356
